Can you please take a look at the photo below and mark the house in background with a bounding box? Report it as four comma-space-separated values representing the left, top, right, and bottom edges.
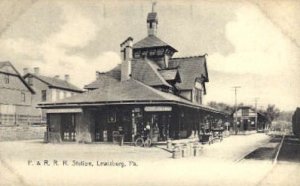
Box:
0, 61, 38, 125
23, 68, 83, 121
233, 106, 267, 134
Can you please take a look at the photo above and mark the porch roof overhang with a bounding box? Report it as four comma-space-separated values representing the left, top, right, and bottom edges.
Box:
38, 79, 227, 116
38, 99, 227, 116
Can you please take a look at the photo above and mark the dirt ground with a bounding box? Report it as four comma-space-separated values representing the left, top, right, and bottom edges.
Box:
0, 133, 298, 186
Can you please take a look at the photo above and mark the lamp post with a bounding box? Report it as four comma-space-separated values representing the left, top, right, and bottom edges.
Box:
233, 86, 241, 135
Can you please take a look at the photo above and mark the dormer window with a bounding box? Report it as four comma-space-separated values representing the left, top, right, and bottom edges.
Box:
242, 109, 249, 116
142, 50, 148, 56
149, 49, 156, 56
133, 50, 141, 59
157, 49, 164, 55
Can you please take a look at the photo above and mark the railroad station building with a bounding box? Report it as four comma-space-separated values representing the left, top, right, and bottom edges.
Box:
233, 106, 268, 134
40, 8, 227, 143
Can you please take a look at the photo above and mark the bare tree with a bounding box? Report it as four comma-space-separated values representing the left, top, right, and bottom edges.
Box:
262, 104, 280, 128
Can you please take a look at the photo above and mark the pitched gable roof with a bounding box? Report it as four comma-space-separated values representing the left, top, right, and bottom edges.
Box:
131, 58, 171, 88
169, 55, 208, 91
0, 61, 19, 75
24, 73, 83, 92
84, 73, 119, 90
39, 79, 224, 114
0, 61, 10, 69
43, 79, 172, 104
158, 69, 181, 82
0, 61, 35, 94
133, 35, 177, 52
105, 64, 121, 80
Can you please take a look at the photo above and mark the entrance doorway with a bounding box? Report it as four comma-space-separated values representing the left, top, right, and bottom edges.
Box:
243, 119, 249, 131
61, 114, 76, 141
144, 113, 171, 142
94, 109, 132, 142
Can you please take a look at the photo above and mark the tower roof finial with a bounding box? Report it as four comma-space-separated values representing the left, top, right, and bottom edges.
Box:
152, 1, 157, 12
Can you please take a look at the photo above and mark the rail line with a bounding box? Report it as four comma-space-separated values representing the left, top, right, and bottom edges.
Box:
273, 135, 285, 164
256, 134, 285, 186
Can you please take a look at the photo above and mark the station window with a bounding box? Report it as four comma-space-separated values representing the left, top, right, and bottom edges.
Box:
41, 90, 47, 102
242, 109, 249, 116
107, 112, 116, 123
21, 92, 26, 102
194, 88, 202, 104
4, 74, 9, 84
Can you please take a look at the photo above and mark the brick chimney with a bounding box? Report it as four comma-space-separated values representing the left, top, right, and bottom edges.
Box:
23, 68, 29, 75
95, 71, 100, 80
64, 74, 70, 82
120, 37, 133, 81
33, 67, 40, 75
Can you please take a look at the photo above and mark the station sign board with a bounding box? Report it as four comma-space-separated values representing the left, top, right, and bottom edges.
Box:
144, 106, 172, 112
46, 108, 82, 114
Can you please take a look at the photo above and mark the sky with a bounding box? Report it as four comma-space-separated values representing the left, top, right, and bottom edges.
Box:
0, 0, 299, 111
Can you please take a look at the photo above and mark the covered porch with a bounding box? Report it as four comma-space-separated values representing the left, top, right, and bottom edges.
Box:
43, 102, 227, 144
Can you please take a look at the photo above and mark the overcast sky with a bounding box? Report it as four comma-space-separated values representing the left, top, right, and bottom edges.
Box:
0, 0, 299, 111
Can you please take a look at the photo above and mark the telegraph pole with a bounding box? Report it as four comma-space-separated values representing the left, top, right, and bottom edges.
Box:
254, 98, 258, 110
233, 86, 241, 135
254, 97, 259, 131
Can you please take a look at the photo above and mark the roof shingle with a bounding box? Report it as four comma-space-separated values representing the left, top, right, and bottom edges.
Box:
169, 56, 208, 90
84, 73, 119, 90
105, 65, 121, 80
25, 74, 83, 92
0, 61, 18, 75
147, 12, 158, 22
0, 61, 35, 93
158, 69, 180, 82
133, 35, 177, 52
39, 79, 223, 114
131, 58, 171, 87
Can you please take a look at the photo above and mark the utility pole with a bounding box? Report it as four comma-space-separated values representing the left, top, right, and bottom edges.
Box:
254, 97, 258, 110
233, 86, 241, 135
102, 3, 106, 18
254, 97, 259, 131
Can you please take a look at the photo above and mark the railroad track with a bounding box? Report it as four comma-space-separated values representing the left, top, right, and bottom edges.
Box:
273, 135, 285, 164
255, 135, 285, 186
235, 134, 284, 163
